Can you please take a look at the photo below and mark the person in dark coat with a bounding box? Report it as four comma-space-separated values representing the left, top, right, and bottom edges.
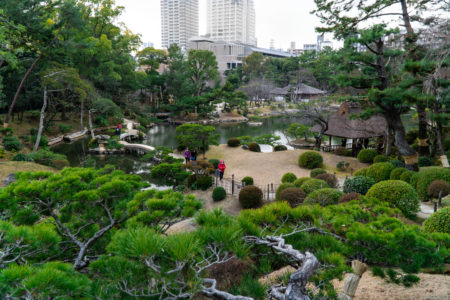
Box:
191, 149, 198, 161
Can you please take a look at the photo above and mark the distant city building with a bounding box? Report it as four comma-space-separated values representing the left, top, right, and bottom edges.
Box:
303, 44, 317, 52
189, 37, 292, 76
206, 0, 257, 46
303, 35, 333, 52
161, 0, 199, 50
288, 41, 303, 56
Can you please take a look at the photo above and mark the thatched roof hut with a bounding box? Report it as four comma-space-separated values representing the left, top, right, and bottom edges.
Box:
310, 102, 387, 139
270, 84, 326, 101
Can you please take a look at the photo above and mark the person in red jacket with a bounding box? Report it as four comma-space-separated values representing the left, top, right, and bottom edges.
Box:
218, 160, 226, 181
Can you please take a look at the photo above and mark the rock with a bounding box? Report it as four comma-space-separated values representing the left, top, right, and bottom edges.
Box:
95, 134, 110, 140
242, 145, 249, 150
4, 174, 16, 186
258, 266, 296, 286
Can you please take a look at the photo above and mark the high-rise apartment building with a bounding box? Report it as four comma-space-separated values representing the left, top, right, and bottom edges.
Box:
206, 0, 256, 46
161, 0, 199, 50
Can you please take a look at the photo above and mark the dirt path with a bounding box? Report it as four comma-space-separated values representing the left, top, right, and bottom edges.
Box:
205, 145, 368, 186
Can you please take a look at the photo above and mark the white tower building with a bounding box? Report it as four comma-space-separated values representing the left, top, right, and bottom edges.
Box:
161, 0, 199, 50
206, 0, 256, 46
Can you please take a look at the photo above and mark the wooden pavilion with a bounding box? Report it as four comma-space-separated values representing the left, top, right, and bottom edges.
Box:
310, 102, 387, 155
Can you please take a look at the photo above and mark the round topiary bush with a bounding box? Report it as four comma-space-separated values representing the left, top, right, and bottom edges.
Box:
415, 167, 450, 201
310, 168, 326, 178
389, 159, 405, 168
298, 151, 323, 169
2, 136, 24, 151
275, 183, 295, 200
274, 145, 288, 152
239, 185, 263, 209
242, 176, 254, 186
208, 159, 220, 169
400, 170, 415, 184
315, 173, 338, 188
357, 149, 378, 163
278, 187, 306, 208
248, 142, 261, 152
427, 180, 449, 199
366, 162, 395, 182
343, 176, 376, 195
304, 188, 344, 206
212, 187, 227, 201
418, 156, 433, 167
227, 138, 241, 147
373, 155, 388, 163
338, 192, 361, 204
390, 167, 408, 180
300, 179, 330, 195
281, 172, 297, 183
51, 159, 70, 170
423, 207, 450, 234
366, 180, 419, 217
294, 177, 310, 188
12, 153, 34, 162
354, 168, 368, 177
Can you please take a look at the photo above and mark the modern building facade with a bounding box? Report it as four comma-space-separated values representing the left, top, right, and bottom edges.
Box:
206, 0, 257, 46
161, 0, 199, 50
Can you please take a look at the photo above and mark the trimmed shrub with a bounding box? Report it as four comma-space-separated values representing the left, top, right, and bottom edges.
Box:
29, 149, 67, 167
227, 138, 241, 147
195, 176, 213, 191
343, 176, 376, 195
275, 183, 295, 201
373, 155, 388, 163
390, 167, 407, 180
294, 177, 310, 188
2, 136, 24, 151
274, 145, 287, 152
418, 157, 433, 167
410, 172, 421, 189
366, 162, 395, 182
304, 188, 344, 206
415, 167, 450, 201
51, 159, 70, 170
281, 172, 297, 183
315, 173, 338, 188
279, 187, 306, 208
239, 186, 263, 209
366, 180, 420, 217
212, 187, 227, 201
339, 192, 361, 204
298, 151, 323, 169
389, 159, 405, 168
187, 174, 197, 188
357, 149, 378, 163
427, 180, 449, 199
334, 146, 349, 156
242, 176, 254, 186
400, 170, 415, 184
336, 161, 350, 171
208, 159, 220, 169
310, 168, 326, 178
32, 135, 49, 148
354, 167, 368, 177
248, 142, 261, 152
300, 179, 330, 195
12, 153, 34, 162
0, 127, 13, 136
422, 207, 449, 234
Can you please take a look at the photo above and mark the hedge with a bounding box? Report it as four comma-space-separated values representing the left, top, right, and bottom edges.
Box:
310, 168, 326, 178
281, 172, 297, 183
239, 186, 263, 209
278, 187, 306, 208
357, 149, 378, 163
304, 188, 344, 206
12, 153, 34, 162
390, 167, 408, 180
294, 177, 311, 188
415, 167, 450, 201
422, 207, 449, 234
399, 170, 415, 184
275, 183, 295, 201
354, 167, 368, 177
366, 180, 419, 217
300, 179, 330, 195
315, 173, 337, 188
2, 136, 24, 151
366, 162, 395, 182
343, 176, 376, 195
298, 151, 323, 169
212, 187, 227, 201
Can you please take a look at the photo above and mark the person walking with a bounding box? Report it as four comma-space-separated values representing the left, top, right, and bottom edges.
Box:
218, 160, 226, 181
184, 148, 191, 164
115, 124, 122, 136
191, 148, 198, 162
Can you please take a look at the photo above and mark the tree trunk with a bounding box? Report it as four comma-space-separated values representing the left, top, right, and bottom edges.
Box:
399, 0, 414, 35
417, 104, 429, 156
388, 113, 418, 171
33, 88, 48, 152
80, 101, 84, 131
88, 110, 95, 139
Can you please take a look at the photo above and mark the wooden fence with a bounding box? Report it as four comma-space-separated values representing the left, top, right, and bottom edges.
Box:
215, 174, 280, 201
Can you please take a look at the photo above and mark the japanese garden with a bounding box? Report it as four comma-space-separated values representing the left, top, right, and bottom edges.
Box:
0, 0, 449, 299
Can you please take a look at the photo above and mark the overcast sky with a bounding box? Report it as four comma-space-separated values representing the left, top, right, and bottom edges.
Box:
115, 0, 328, 50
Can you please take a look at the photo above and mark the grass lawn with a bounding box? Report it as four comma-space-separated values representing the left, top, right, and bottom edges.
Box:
0, 161, 56, 187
